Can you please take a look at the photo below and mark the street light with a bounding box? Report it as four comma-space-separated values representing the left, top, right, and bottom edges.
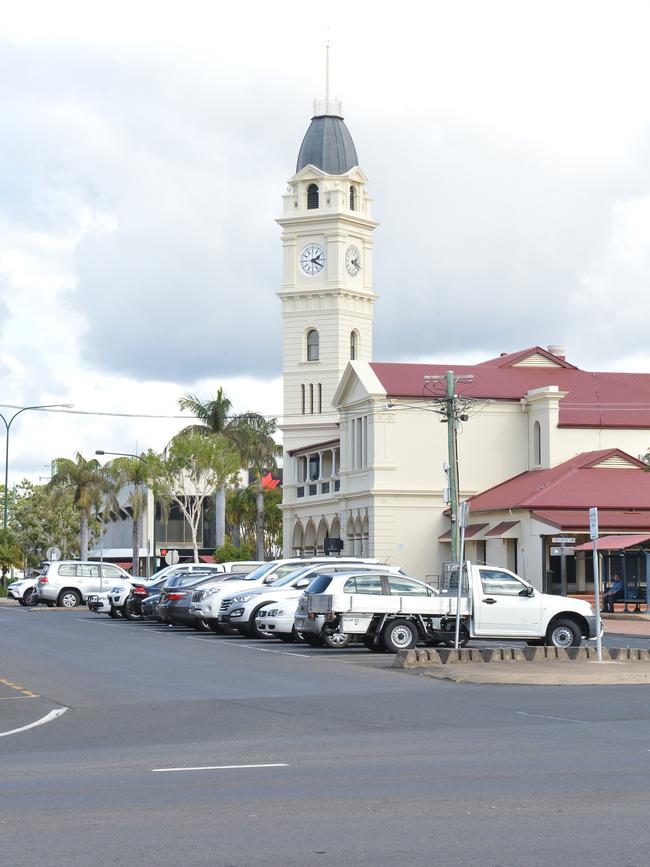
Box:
95, 450, 156, 576
1, 403, 74, 530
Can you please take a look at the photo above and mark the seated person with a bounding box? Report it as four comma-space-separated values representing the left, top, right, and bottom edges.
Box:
601, 574, 624, 612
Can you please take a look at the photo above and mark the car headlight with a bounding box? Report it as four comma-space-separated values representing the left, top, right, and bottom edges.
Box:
202, 587, 221, 599
232, 593, 257, 603
267, 609, 284, 617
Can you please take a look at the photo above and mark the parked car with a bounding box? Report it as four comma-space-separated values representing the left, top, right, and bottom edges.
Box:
220, 562, 407, 638
190, 557, 385, 631
158, 573, 226, 629
37, 561, 133, 608
87, 592, 119, 617
7, 575, 39, 606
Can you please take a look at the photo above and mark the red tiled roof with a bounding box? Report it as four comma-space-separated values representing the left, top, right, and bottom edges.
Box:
574, 534, 650, 551
530, 510, 650, 531
370, 347, 650, 428
467, 449, 650, 512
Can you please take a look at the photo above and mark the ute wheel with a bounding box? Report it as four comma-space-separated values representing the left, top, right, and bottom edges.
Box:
302, 633, 324, 647
321, 631, 351, 649
547, 619, 582, 648
58, 589, 81, 608
362, 636, 385, 653
380, 619, 418, 653
193, 618, 211, 632
123, 597, 144, 621
443, 626, 470, 648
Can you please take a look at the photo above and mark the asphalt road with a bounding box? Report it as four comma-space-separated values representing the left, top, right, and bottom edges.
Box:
1, 605, 650, 867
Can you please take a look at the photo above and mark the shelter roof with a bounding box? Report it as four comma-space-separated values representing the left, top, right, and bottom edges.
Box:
574, 534, 650, 551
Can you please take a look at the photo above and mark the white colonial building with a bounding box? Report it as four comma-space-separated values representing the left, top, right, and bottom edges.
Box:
278, 95, 650, 592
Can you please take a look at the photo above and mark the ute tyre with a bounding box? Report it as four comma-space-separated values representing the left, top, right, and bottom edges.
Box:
321, 631, 351, 649
380, 619, 418, 653
58, 589, 81, 608
362, 636, 385, 653
547, 619, 582, 648
442, 626, 470, 648
123, 597, 144, 621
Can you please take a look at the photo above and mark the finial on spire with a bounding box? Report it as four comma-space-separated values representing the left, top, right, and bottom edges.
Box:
313, 40, 342, 117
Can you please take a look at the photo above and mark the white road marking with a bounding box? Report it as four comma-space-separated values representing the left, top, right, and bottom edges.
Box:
515, 710, 590, 724
0, 707, 68, 738
152, 762, 289, 773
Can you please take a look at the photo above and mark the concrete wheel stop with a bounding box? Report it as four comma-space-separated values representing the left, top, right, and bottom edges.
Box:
394, 646, 650, 684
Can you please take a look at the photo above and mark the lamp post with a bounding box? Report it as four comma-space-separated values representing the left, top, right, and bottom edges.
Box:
1, 403, 74, 530
95, 450, 155, 577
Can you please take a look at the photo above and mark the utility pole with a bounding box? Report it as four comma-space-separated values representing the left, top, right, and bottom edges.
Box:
424, 371, 476, 562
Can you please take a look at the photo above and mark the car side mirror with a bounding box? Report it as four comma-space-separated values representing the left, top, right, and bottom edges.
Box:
521, 586, 534, 597
296, 579, 309, 588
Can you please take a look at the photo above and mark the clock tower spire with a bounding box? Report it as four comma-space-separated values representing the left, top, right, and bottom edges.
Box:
276, 87, 378, 455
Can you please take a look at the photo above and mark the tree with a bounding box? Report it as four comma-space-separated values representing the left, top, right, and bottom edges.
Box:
48, 453, 112, 561
104, 455, 150, 577
0, 529, 23, 588
178, 389, 280, 553
150, 432, 240, 563
10, 480, 80, 567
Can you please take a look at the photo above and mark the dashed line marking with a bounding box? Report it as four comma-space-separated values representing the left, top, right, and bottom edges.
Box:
0, 678, 39, 698
152, 762, 289, 773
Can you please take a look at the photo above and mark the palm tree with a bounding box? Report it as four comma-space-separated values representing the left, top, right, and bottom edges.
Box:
48, 453, 112, 561
0, 528, 22, 588
104, 455, 150, 576
178, 388, 279, 554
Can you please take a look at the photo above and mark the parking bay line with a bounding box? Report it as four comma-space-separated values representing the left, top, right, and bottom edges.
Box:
152, 762, 290, 773
515, 711, 590, 724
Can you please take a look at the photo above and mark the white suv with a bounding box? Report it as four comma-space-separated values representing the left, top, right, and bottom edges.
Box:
36, 561, 132, 608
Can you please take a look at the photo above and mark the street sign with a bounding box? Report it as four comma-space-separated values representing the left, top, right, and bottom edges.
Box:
551, 546, 575, 557
46, 546, 61, 561
551, 537, 576, 545
164, 549, 180, 566
589, 507, 599, 541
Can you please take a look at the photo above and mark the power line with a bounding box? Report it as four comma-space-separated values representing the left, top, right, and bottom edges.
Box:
0, 405, 279, 420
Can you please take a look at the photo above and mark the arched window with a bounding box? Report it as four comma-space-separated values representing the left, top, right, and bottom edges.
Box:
307, 329, 319, 361
350, 330, 358, 360
533, 421, 541, 466
349, 186, 356, 210
307, 183, 319, 209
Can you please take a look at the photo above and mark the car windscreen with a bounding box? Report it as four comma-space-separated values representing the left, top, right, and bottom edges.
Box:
305, 574, 333, 594
166, 573, 221, 588
224, 562, 277, 581
269, 566, 314, 586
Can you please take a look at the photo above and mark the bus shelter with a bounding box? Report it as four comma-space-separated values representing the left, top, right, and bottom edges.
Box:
574, 534, 650, 612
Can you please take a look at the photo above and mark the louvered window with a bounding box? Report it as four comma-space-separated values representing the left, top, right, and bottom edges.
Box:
349, 186, 356, 210
307, 183, 319, 209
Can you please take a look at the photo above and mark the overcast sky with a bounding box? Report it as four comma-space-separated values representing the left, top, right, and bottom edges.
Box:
2, 0, 650, 483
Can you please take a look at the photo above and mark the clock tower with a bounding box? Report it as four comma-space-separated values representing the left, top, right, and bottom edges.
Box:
277, 93, 378, 457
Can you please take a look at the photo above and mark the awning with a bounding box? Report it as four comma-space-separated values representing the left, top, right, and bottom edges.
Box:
113, 561, 133, 569
199, 555, 216, 563
531, 510, 650, 531
574, 534, 650, 552
485, 520, 519, 538
439, 523, 489, 542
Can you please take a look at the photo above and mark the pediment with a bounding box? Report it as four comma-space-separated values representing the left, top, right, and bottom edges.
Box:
333, 361, 386, 410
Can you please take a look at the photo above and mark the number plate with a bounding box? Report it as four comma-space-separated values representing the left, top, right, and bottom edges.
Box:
88, 596, 98, 603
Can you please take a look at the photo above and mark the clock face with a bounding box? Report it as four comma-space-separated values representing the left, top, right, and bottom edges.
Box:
345, 245, 361, 276
300, 244, 326, 276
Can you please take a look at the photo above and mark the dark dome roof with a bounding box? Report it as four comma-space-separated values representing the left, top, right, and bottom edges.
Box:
296, 115, 358, 175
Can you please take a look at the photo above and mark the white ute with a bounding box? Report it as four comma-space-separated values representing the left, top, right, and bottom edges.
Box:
296, 562, 598, 653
